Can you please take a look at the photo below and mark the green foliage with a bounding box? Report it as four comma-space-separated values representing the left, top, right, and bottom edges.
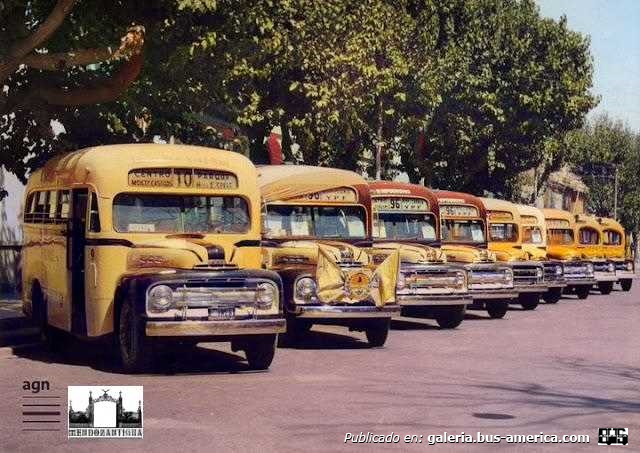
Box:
565, 114, 640, 233
1, 0, 596, 202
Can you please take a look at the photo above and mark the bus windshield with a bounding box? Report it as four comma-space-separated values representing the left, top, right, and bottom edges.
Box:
489, 223, 518, 242
522, 226, 544, 244
113, 194, 250, 233
548, 228, 574, 245
441, 219, 485, 243
264, 204, 366, 239
373, 212, 437, 241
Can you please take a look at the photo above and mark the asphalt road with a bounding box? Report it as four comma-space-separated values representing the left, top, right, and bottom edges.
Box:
1, 285, 638, 452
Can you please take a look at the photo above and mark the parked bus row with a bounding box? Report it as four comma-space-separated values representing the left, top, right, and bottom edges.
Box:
20, 145, 635, 372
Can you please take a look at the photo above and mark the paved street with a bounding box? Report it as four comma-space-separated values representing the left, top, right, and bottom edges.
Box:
1, 286, 639, 452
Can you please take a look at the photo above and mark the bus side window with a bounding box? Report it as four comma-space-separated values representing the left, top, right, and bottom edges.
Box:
56, 190, 71, 223
47, 191, 58, 223
24, 192, 37, 223
89, 192, 101, 233
34, 191, 49, 223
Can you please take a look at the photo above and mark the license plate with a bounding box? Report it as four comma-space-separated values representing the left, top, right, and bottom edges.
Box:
209, 306, 235, 320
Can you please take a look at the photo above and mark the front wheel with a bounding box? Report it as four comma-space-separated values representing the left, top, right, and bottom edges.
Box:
245, 334, 277, 370
598, 281, 614, 295
486, 301, 508, 319
543, 287, 562, 304
620, 279, 633, 292
575, 285, 591, 299
435, 306, 466, 329
118, 298, 153, 373
365, 319, 390, 347
520, 293, 540, 310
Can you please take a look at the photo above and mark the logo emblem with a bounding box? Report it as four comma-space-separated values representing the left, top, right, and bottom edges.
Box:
345, 272, 371, 300
68, 386, 143, 438
598, 428, 628, 446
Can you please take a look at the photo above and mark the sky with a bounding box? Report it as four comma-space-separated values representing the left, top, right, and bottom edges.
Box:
536, 0, 640, 131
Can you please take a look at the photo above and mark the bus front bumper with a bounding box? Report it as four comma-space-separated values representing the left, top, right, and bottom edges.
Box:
146, 318, 286, 337
515, 283, 549, 294
293, 304, 400, 319
614, 270, 636, 279
470, 289, 518, 300
396, 293, 469, 307
565, 278, 597, 286
594, 272, 618, 282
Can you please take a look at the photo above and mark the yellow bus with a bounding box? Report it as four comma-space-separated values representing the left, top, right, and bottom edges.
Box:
598, 217, 634, 291
22, 144, 285, 371
480, 197, 546, 310
514, 204, 567, 303
258, 165, 400, 346
574, 214, 617, 294
542, 209, 598, 299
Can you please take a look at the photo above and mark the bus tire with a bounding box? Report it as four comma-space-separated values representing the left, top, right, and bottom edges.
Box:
597, 281, 613, 295
118, 298, 153, 373
543, 287, 562, 304
520, 293, 540, 310
245, 334, 277, 370
435, 306, 466, 329
575, 285, 590, 299
365, 319, 390, 347
486, 301, 508, 319
620, 279, 632, 292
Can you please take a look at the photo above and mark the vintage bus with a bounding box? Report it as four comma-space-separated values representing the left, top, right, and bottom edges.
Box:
598, 217, 634, 291
514, 204, 567, 303
22, 144, 285, 371
258, 165, 400, 346
433, 190, 517, 319
368, 181, 469, 329
574, 214, 618, 294
480, 198, 546, 310
542, 209, 597, 299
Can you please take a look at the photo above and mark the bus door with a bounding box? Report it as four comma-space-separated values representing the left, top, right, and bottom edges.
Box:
68, 189, 88, 335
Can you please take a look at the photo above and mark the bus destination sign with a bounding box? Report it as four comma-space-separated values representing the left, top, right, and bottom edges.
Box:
128, 168, 238, 189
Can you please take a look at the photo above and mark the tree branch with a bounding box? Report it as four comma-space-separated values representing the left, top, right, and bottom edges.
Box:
0, 0, 76, 81
22, 26, 145, 71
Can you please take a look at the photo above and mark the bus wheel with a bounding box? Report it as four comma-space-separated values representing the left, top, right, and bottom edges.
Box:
620, 279, 632, 292
245, 334, 277, 370
118, 298, 153, 373
486, 301, 508, 319
597, 281, 613, 295
520, 293, 540, 310
435, 306, 466, 329
543, 287, 562, 304
365, 319, 390, 347
575, 285, 590, 299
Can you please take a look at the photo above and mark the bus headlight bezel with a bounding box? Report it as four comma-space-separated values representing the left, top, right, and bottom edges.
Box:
255, 282, 277, 309
148, 284, 174, 312
295, 277, 317, 301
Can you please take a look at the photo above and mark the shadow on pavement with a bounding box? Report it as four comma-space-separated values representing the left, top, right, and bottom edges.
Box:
10, 337, 260, 376
390, 318, 440, 330
278, 329, 370, 350
464, 312, 501, 320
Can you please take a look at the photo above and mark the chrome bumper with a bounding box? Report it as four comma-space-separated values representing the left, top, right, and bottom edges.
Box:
515, 283, 549, 294
615, 270, 636, 279
397, 294, 469, 307
294, 304, 400, 319
594, 272, 618, 282
146, 318, 286, 337
470, 289, 518, 300
565, 278, 597, 286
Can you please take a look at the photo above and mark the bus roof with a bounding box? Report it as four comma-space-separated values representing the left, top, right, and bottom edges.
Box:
25, 144, 256, 198
542, 208, 575, 225
432, 189, 486, 218
480, 197, 521, 222
257, 165, 369, 203
368, 181, 439, 216
598, 217, 625, 235
515, 204, 545, 225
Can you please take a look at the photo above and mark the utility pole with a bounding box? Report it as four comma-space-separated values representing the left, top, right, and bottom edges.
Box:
614, 166, 619, 220
375, 99, 383, 180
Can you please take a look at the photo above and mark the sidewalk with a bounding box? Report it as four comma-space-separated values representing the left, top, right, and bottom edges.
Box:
0, 298, 40, 347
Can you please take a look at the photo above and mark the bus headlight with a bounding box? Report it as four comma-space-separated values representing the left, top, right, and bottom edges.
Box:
555, 265, 563, 276
608, 262, 615, 273
503, 269, 513, 283
536, 267, 543, 279
455, 272, 466, 288
627, 262, 634, 271
586, 263, 594, 275
255, 282, 277, 309
295, 277, 317, 300
148, 285, 174, 312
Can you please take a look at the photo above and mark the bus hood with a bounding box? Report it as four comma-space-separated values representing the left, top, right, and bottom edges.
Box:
126, 238, 211, 270
489, 246, 529, 262
522, 244, 548, 260
371, 242, 446, 264
440, 244, 496, 263
546, 245, 582, 261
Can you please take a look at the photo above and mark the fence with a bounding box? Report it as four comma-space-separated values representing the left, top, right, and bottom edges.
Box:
0, 244, 22, 297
